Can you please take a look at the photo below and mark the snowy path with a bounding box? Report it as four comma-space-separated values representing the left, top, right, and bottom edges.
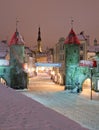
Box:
21, 73, 99, 130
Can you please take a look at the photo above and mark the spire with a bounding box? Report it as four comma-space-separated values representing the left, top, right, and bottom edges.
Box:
64, 28, 80, 45
37, 27, 41, 41
37, 27, 42, 52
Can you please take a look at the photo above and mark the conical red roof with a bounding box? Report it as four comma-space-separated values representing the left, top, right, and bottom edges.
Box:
9, 30, 25, 46
64, 28, 80, 44
8, 32, 18, 46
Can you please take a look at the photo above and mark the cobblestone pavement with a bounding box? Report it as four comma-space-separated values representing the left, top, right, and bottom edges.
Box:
20, 73, 99, 130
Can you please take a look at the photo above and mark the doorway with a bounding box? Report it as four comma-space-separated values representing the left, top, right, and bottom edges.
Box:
83, 78, 91, 89
81, 78, 91, 97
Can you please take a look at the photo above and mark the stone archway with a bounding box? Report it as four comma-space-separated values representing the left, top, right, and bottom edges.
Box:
81, 78, 92, 97
83, 78, 91, 90
0, 77, 7, 85
82, 78, 91, 92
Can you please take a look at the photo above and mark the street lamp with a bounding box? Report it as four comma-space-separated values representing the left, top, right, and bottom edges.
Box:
90, 60, 97, 100
90, 67, 93, 100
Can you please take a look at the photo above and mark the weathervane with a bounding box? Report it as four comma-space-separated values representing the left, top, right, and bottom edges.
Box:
71, 17, 74, 28
16, 18, 19, 32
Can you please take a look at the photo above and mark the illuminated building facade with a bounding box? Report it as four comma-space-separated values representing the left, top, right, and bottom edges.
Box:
53, 37, 65, 85
77, 32, 90, 60
24, 46, 36, 77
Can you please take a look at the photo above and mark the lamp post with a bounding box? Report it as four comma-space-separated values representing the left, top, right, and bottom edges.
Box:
90, 60, 97, 100
90, 67, 93, 100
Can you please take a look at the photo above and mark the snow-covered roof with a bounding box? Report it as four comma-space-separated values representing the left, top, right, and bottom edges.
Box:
87, 45, 99, 52
77, 34, 85, 41
0, 59, 9, 66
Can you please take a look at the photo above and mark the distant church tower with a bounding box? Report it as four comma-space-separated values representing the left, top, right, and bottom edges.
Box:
64, 28, 80, 89
37, 27, 42, 53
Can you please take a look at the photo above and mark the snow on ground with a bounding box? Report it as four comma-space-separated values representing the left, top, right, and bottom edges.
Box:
0, 83, 89, 130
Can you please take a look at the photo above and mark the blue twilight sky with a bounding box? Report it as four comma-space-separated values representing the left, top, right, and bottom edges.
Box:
0, 0, 99, 48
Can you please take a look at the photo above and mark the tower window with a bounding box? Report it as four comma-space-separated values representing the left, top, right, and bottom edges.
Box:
59, 54, 64, 61
69, 59, 72, 62
80, 55, 83, 60
3, 69, 6, 73
80, 46, 83, 50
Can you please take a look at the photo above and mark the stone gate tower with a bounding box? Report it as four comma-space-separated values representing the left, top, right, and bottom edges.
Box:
9, 29, 28, 89
64, 28, 80, 89
64, 28, 99, 92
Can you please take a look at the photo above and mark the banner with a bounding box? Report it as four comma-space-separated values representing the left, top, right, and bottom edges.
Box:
35, 62, 61, 67
79, 60, 97, 67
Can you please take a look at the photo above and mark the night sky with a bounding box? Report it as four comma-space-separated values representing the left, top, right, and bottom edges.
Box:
0, 0, 98, 48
